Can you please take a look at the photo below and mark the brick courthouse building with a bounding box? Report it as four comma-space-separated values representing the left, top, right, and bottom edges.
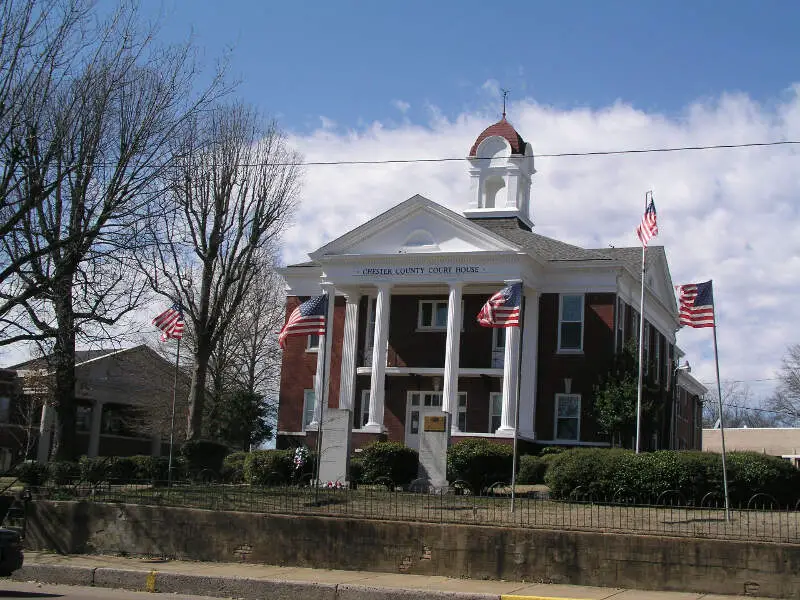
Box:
277, 118, 705, 452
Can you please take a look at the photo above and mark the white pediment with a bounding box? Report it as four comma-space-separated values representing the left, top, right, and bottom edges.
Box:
646, 249, 678, 316
309, 195, 521, 260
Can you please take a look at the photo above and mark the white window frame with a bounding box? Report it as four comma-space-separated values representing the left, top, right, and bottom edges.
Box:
489, 392, 503, 433
615, 297, 625, 352
557, 294, 584, 353
406, 391, 467, 431
357, 389, 371, 429
492, 327, 506, 352
363, 296, 377, 359
418, 300, 449, 330
306, 333, 320, 352
302, 389, 316, 430
554, 393, 581, 441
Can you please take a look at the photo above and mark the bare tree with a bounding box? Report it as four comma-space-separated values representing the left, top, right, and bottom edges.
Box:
702, 381, 781, 428
765, 344, 800, 426
141, 105, 300, 440
0, 3, 222, 458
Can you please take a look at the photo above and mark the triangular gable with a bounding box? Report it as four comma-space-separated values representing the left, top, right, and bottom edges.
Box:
309, 195, 521, 260
644, 248, 678, 315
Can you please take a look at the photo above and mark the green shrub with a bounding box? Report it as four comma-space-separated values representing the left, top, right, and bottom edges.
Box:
78, 456, 110, 485
349, 456, 364, 485
359, 442, 418, 487
15, 461, 49, 486
545, 448, 800, 506
221, 452, 248, 483
447, 439, 513, 494
243, 449, 293, 485
48, 461, 80, 485
180, 440, 229, 479
107, 457, 139, 482
517, 455, 551, 485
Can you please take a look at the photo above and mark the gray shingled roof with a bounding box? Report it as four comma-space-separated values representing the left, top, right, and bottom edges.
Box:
7, 349, 118, 370
592, 245, 666, 282
285, 260, 320, 268
469, 218, 613, 262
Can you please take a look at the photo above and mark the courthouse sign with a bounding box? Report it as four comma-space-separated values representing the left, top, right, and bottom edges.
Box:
355, 264, 487, 278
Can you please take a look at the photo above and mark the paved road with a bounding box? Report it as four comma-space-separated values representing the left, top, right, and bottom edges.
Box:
0, 581, 217, 600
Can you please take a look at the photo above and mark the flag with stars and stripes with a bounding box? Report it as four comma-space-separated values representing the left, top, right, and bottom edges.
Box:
636, 197, 658, 247
279, 294, 328, 349
676, 280, 715, 328
477, 282, 522, 328
152, 303, 185, 341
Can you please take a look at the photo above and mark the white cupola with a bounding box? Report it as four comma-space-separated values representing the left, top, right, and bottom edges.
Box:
462, 116, 535, 229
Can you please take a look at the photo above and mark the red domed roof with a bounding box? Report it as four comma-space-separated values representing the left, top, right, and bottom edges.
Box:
469, 117, 526, 156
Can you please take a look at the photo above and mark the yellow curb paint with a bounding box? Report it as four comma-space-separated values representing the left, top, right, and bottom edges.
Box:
145, 570, 157, 593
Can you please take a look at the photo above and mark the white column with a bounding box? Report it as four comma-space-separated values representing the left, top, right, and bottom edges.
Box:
496, 279, 523, 437
365, 283, 391, 433
442, 282, 464, 433
310, 283, 336, 430
37, 403, 55, 463
338, 289, 361, 412
87, 400, 104, 458
518, 290, 540, 439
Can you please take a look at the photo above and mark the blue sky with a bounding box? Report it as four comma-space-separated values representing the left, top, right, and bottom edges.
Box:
143, 0, 800, 131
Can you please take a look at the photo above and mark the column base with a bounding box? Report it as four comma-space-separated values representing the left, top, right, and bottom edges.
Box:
361, 422, 386, 434
494, 426, 516, 438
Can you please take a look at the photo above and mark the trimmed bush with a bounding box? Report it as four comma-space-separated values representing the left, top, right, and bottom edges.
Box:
15, 461, 49, 486
359, 442, 418, 487
517, 455, 550, 485
180, 440, 229, 479
545, 448, 800, 506
349, 456, 364, 486
107, 457, 139, 482
48, 461, 80, 485
447, 439, 513, 494
243, 449, 293, 485
78, 456, 110, 485
221, 452, 248, 483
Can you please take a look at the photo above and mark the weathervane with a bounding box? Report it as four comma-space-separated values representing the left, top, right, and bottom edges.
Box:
501, 89, 509, 118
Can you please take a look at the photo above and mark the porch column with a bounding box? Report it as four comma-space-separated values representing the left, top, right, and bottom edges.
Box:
518, 289, 540, 439
442, 281, 464, 433
87, 400, 105, 458
496, 278, 522, 436
37, 403, 55, 463
338, 288, 361, 411
310, 283, 336, 429
365, 283, 392, 432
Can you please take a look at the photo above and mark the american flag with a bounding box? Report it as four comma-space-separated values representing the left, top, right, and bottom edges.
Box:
477, 282, 522, 328
279, 294, 328, 349
676, 281, 715, 328
636, 197, 658, 247
152, 303, 185, 341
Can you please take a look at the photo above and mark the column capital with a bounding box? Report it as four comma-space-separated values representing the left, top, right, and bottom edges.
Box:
504, 277, 523, 287
320, 281, 336, 294
338, 286, 362, 301
447, 281, 465, 291
375, 282, 393, 292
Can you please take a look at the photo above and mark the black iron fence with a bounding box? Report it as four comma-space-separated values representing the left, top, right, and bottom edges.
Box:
23, 479, 800, 544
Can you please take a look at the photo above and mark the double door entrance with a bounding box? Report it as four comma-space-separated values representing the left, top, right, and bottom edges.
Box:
404, 391, 467, 450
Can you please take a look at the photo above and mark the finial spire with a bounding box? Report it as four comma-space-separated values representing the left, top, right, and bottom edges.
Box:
501, 89, 509, 118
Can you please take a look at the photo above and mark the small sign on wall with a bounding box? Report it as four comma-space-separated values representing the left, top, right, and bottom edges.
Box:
424, 415, 446, 432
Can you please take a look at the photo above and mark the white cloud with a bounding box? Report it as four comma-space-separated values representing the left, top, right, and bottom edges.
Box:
285, 88, 800, 403
392, 99, 411, 114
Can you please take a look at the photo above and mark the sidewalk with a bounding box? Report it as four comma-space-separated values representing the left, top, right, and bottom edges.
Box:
12, 551, 774, 600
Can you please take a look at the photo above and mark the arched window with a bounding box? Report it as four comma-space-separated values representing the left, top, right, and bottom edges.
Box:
483, 176, 505, 208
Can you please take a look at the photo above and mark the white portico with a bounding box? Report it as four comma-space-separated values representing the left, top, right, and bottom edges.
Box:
280, 194, 544, 442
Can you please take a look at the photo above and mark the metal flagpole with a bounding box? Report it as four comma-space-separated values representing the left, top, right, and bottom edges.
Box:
510, 291, 526, 514
635, 192, 649, 454
710, 281, 731, 520
168, 336, 181, 488
314, 288, 333, 501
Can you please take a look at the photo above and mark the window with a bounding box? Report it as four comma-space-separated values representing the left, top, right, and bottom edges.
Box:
558, 294, 584, 352
666, 345, 674, 390
306, 334, 320, 352
643, 324, 650, 376
357, 390, 370, 429
489, 392, 503, 433
653, 331, 661, 384
303, 389, 316, 429
615, 298, 626, 352
457, 394, 468, 432
363, 296, 377, 366
0, 397, 9, 423
407, 391, 467, 430
76, 405, 91, 431
631, 309, 640, 340
491, 328, 505, 368
554, 394, 581, 441
418, 300, 449, 330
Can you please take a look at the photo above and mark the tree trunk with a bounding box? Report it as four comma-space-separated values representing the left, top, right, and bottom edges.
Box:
53, 282, 77, 460
187, 337, 212, 440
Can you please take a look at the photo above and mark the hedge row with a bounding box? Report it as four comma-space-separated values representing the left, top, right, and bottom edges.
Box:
545, 448, 800, 506
15, 455, 181, 486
